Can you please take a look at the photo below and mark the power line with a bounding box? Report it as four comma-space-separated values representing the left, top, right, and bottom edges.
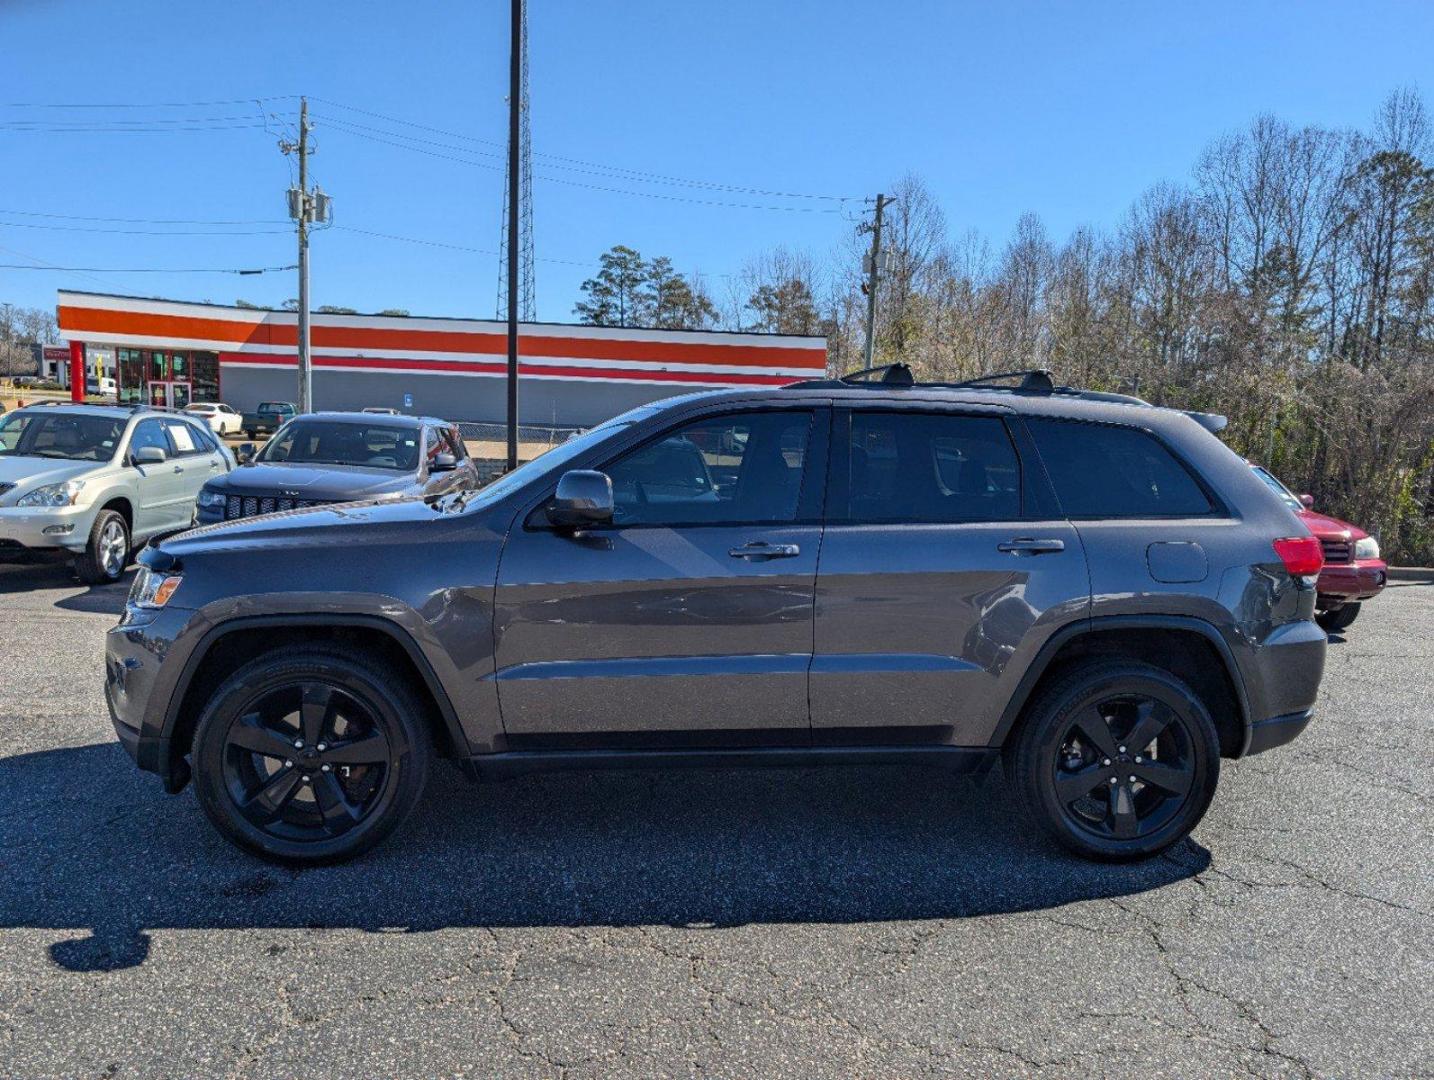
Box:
0, 208, 288, 226
310, 95, 856, 201
0, 119, 272, 134
0, 95, 297, 109
0, 263, 295, 273
331, 225, 592, 267
319, 120, 844, 213
0, 218, 290, 236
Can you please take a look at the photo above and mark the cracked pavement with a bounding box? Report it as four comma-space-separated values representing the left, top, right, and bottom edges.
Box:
0, 560, 1429, 1078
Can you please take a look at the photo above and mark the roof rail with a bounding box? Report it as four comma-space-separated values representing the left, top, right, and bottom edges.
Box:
781, 363, 1228, 433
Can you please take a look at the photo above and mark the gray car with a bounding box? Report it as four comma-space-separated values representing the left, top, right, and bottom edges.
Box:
0, 404, 233, 583
105, 366, 1327, 864
194, 412, 479, 525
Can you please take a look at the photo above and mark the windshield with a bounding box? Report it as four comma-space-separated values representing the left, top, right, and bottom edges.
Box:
452, 405, 663, 508
258, 419, 420, 471
1251, 465, 1303, 511
0, 411, 124, 462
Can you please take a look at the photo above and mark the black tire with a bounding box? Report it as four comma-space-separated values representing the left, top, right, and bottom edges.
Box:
191, 646, 433, 865
1006, 660, 1220, 861
1316, 603, 1360, 632
73, 509, 130, 585
244, 429, 257, 441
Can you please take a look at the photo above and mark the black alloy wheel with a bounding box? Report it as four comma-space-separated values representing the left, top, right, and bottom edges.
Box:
1008, 660, 1220, 861
192, 647, 431, 864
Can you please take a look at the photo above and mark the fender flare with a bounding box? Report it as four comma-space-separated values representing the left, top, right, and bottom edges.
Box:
987, 614, 1253, 754
161, 613, 469, 758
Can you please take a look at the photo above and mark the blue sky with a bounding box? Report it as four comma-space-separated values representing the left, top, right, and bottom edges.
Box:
3, 0, 1430, 324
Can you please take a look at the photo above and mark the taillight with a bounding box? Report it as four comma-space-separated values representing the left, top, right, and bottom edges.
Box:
1272, 536, 1324, 577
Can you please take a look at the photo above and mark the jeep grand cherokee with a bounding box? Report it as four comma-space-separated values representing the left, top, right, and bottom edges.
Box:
105, 368, 1327, 864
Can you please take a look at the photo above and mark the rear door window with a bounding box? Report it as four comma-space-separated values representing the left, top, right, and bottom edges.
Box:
839, 411, 1022, 523
1026, 418, 1214, 518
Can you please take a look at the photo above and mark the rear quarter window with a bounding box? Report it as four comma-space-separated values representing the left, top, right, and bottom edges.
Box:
1026, 418, 1215, 518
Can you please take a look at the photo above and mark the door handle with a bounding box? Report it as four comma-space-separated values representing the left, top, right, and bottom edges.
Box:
997, 537, 1065, 555
729, 541, 801, 560
172, 465, 185, 475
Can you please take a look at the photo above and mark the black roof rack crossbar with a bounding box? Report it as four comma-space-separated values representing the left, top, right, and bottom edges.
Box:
840, 362, 916, 386
947, 368, 1055, 393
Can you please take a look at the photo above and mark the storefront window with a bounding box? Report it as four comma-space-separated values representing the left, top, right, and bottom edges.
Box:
148, 351, 168, 381
117, 349, 144, 405
171, 352, 189, 381
191, 352, 220, 403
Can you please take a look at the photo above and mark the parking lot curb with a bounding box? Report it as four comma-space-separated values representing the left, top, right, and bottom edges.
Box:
1387, 566, 1434, 582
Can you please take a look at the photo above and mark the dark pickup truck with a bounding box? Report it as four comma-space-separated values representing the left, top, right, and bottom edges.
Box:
195, 412, 479, 525
241, 401, 297, 440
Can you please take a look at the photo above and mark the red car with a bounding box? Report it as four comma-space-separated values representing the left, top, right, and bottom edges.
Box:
1250, 465, 1386, 631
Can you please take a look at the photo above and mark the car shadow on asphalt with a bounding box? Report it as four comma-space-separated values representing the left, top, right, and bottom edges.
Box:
0, 560, 132, 614
0, 741, 1211, 973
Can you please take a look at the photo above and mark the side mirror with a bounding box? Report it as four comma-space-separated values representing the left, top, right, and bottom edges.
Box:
431, 452, 457, 473
548, 469, 614, 530
1299, 493, 1315, 509
133, 445, 167, 466
236, 443, 256, 464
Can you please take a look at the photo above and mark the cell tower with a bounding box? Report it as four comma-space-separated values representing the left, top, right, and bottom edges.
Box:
497, 1, 535, 321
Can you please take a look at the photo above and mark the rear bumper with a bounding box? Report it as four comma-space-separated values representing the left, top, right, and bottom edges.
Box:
1245, 709, 1314, 755
1317, 559, 1386, 605
1234, 616, 1326, 757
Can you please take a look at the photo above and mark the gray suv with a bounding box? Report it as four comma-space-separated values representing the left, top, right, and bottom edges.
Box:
105, 367, 1327, 864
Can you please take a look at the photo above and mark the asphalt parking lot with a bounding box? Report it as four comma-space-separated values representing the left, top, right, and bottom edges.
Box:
0, 559, 1429, 1079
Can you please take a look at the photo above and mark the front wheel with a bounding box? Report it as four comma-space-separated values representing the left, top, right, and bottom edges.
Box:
1316, 603, 1360, 632
73, 509, 130, 585
1006, 660, 1220, 861
191, 647, 433, 864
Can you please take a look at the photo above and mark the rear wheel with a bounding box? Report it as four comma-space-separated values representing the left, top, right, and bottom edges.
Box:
73, 509, 130, 585
1007, 660, 1220, 861
192, 647, 432, 864
1316, 602, 1360, 632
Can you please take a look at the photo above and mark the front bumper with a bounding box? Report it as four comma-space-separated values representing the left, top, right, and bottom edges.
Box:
105, 604, 203, 792
0, 504, 94, 552
1316, 559, 1387, 605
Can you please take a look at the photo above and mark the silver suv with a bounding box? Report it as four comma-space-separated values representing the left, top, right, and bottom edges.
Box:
0, 404, 233, 583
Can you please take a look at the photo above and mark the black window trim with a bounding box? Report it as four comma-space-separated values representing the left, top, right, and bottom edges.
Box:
126, 417, 173, 460
1023, 415, 1231, 521
826, 404, 1034, 526
523, 404, 832, 532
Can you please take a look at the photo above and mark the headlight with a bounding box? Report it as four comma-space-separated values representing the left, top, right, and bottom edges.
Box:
129, 566, 183, 608
1354, 536, 1380, 560
197, 488, 228, 508
16, 480, 85, 508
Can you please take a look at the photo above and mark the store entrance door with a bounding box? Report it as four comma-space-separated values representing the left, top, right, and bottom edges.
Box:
148, 381, 191, 409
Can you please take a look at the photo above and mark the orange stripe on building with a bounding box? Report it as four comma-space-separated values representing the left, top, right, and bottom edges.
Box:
58, 305, 828, 370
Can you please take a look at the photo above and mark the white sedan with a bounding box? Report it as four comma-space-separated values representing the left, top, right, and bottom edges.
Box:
185, 402, 243, 436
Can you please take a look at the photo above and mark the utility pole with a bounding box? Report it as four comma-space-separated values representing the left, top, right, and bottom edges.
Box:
281, 100, 328, 413
296, 98, 311, 414
505, 0, 522, 471
861, 193, 889, 369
